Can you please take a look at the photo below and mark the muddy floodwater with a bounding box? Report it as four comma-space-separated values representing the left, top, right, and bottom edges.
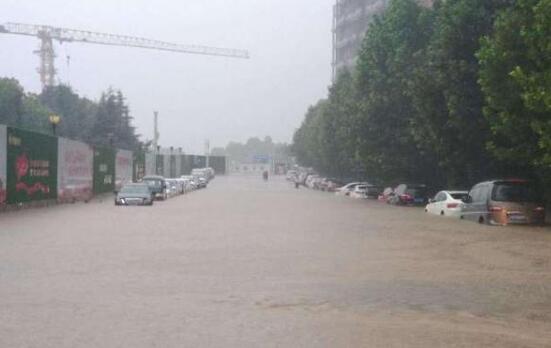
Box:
1, 176, 551, 347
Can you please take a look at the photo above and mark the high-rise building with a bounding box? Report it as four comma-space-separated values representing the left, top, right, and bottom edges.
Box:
332, 0, 389, 80
332, 0, 433, 81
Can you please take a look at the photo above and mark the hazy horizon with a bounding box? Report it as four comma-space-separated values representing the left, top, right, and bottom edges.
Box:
1, 0, 334, 153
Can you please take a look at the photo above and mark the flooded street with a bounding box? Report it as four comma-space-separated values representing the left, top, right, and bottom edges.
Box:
1, 175, 551, 347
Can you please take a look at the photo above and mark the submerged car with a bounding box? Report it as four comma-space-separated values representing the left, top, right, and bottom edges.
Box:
426, 190, 468, 217
115, 183, 154, 206
461, 179, 545, 225
142, 175, 168, 200
388, 184, 428, 206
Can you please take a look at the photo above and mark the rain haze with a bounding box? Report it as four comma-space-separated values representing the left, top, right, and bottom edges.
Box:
1, 0, 334, 152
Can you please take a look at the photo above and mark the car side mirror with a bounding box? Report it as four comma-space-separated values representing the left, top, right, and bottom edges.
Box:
463, 196, 472, 203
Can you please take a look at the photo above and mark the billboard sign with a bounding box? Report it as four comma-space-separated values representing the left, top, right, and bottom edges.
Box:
57, 138, 93, 202
115, 149, 133, 190
6, 127, 58, 204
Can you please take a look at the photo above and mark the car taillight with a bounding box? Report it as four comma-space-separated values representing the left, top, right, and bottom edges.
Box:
447, 203, 459, 209
400, 194, 412, 201
489, 206, 503, 213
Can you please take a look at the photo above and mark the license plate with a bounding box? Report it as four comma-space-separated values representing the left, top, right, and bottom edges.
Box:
508, 214, 527, 222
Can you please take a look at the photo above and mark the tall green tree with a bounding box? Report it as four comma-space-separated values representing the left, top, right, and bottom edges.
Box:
478, 0, 551, 172
409, 0, 515, 186
355, 0, 434, 183
40, 84, 96, 140
88, 89, 140, 150
0, 78, 25, 127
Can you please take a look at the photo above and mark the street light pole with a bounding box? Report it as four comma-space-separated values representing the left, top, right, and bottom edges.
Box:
48, 114, 61, 136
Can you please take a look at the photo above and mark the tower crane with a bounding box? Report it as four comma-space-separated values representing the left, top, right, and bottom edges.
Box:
0, 22, 250, 89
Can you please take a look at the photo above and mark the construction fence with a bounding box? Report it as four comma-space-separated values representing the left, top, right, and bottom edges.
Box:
0, 125, 226, 207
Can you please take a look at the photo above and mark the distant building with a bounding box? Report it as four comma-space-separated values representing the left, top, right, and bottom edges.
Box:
332, 0, 433, 81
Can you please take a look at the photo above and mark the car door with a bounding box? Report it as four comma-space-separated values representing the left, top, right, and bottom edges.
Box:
462, 186, 478, 220
435, 192, 447, 214
427, 192, 440, 214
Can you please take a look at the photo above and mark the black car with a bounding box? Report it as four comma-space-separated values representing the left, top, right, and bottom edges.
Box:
115, 183, 154, 206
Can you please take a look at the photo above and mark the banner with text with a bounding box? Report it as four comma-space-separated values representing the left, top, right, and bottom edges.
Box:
115, 149, 133, 190
6, 127, 58, 204
58, 138, 93, 202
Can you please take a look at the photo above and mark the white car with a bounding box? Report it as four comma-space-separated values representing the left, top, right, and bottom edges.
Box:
336, 182, 365, 196
425, 190, 469, 217
350, 185, 368, 199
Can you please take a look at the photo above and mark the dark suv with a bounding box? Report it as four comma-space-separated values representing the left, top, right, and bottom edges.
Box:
388, 184, 428, 206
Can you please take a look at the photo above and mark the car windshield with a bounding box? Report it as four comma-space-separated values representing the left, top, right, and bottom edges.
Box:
492, 182, 540, 202
121, 185, 149, 194
144, 179, 162, 188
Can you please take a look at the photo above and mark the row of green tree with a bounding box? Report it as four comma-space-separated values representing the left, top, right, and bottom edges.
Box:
0, 78, 142, 150
211, 136, 290, 164
292, 0, 551, 191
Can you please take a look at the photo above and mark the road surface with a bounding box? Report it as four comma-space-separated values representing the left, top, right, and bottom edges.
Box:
1, 176, 551, 347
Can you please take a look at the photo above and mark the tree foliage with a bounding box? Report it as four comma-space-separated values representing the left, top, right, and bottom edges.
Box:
478, 0, 551, 169
292, 0, 545, 190
0, 81, 142, 150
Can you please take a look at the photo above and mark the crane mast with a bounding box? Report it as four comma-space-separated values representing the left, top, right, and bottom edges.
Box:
0, 22, 250, 89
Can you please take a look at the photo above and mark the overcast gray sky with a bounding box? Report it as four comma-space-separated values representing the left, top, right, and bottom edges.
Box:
1, 0, 334, 153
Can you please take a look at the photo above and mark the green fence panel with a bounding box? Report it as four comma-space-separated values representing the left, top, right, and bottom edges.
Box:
93, 146, 115, 194
0, 125, 7, 205
6, 127, 58, 204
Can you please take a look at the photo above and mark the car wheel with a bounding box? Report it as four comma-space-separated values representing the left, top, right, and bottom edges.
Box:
478, 216, 485, 224
440, 211, 444, 216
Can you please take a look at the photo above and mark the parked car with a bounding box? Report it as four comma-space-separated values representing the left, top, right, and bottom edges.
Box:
180, 176, 195, 192
142, 175, 168, 200
336, 182, 364, 196
461, 179, 545, 225
378, 187, 395, 202
426, 190, 469, 217
388, 184, 428, 206
286, 170, 297, 181
365, 184, 383, 199
173, 178, 186, 194
350, 185, 368, 199
115, 183, 154, 206
165, 179, 180, 198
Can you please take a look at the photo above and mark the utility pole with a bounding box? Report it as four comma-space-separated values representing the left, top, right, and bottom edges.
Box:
153, 111, 159, 174
205, 139, 210, 168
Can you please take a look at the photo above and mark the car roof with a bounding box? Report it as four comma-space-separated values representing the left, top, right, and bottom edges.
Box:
123, 183, 148, 188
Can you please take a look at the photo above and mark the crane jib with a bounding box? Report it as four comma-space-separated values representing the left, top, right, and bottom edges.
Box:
1, 21, 250, 88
